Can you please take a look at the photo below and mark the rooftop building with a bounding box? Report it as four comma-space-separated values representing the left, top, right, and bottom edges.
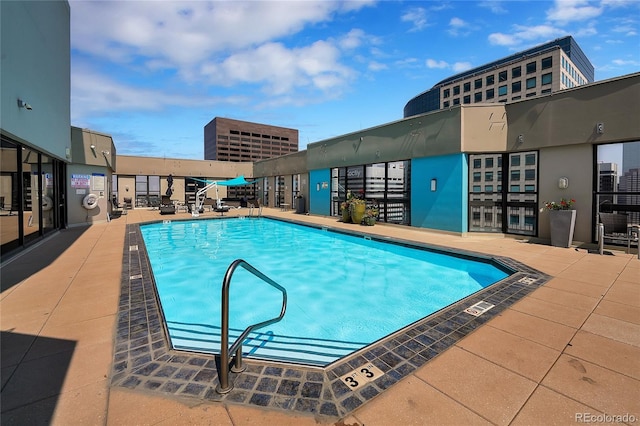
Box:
204, 117, 299, 162
404, 36, 594, 117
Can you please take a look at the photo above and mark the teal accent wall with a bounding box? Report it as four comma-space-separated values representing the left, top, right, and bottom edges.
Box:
411, 154, 468, 232
309, 169, 332, 216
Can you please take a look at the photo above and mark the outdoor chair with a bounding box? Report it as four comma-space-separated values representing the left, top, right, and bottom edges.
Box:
159, 195, 175, 215
111, 195, 127, 216
599, 212, 639, 254
123, 197, 133, 210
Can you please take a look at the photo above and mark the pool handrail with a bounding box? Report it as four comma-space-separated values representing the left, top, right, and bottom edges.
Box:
216, 258, 287, 394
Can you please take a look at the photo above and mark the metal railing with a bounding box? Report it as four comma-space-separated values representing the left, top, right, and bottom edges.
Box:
216, 259, 287, 394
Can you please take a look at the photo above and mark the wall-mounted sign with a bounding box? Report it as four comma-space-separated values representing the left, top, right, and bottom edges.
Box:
92, 173, 105, 191
71, 174, 91, 188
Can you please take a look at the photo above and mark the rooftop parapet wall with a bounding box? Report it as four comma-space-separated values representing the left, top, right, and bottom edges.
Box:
306, 109, 464, 171
253, 150, 307, 177
115, 155, 253, 179
505, 73, 640, 150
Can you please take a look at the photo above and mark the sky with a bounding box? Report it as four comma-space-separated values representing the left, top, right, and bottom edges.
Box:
69, 0, 640, 160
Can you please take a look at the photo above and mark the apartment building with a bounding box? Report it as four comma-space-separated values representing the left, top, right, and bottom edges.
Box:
204, 117, 298, 162
404, 36, 594, 117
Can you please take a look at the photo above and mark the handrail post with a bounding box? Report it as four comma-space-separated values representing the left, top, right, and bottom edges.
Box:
215, 259, 287, 394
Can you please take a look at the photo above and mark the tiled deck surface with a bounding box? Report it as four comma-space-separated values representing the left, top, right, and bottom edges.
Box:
2, 207, 639, 425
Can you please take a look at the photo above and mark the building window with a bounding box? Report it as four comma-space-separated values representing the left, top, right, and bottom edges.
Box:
526, 77, 536, 89
485, 185, 493, 192
526, 92, 536, 97
474, 92, 482, 102
541, 56, 552, 70
443, 88, 450, 98
443, 100, 450, 108
525, 184, 536, 192
511, 170, 520, 181
498, 85, 507, 96
512, 81, 521, 93
485, 171, 493, 181
473, 172, 481, 182
474, 78, 482, 89
510, 185, 520, 192
512, 96, 521, 101
498, 71, 507, 82
541, 72, 552, 85
473, 158, 482, 168
525, 154, 535, 166
526, 61, 536, 74
463, 95, 471, 104
512, 66, 521, 78
511, 155, 521, 167
486, 75, 495, 86
486, 88, 495, 99
453, 85, 460, 95
473, 185, 481, 193
463, 82, 471, 92
525, 169, 536, 180
485, 157, 494, 168
453, 98, 460, 105
541, 88, 552, 94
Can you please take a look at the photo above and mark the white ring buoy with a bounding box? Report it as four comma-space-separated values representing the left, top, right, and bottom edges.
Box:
82, 193, 99, 210
42, 195, 53, 211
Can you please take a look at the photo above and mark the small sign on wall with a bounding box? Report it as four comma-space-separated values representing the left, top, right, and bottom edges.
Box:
71, 174, 91, 188
92, 173, 105, 191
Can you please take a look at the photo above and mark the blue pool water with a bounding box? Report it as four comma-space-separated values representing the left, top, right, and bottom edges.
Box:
141, 218, 510, 365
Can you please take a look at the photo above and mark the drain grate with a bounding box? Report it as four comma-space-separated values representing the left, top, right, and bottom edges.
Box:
464, 301, 495, 316
518, 276, 538, 285
129, 245, 138, 251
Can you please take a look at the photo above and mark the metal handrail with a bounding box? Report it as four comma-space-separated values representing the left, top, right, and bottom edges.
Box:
216, 259, 287, 394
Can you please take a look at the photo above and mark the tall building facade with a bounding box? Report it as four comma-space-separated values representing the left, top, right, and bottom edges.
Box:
204, 117, 298, 162
404, 36, 594, 118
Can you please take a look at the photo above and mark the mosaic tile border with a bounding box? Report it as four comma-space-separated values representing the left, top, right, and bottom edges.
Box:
111, 218, 550, 421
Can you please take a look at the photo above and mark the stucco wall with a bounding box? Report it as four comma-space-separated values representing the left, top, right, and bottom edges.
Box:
0, 1, 70, 161
411, 154, 468, 232
538, 144, 593, 243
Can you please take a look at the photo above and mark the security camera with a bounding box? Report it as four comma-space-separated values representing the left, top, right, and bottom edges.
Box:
24, 103, 32, 110
17, 99, 32, 110
90, 144, 96, 149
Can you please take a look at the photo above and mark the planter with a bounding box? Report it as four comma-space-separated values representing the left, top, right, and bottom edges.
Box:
341, 208, 351, 223
363, 216, 376, 226
350, 203, 366, 224
549, 209, 576, 248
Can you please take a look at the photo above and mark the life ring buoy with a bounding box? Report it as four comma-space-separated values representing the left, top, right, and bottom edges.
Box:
82, 193, 99, 210
42, 195, 53, 211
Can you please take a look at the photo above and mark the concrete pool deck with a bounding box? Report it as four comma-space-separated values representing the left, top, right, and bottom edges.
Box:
1, 207, 639, 425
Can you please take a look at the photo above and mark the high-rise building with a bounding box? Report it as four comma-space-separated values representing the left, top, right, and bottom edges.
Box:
598, 162, 619, 206
204, 117, 298, 162
404, 36, 594, 118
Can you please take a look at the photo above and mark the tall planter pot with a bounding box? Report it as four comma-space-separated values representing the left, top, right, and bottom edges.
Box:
549, 209, 577, 248
350, 203, 366, 224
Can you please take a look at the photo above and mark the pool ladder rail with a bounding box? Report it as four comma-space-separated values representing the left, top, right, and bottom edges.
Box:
216, 259, 288, 394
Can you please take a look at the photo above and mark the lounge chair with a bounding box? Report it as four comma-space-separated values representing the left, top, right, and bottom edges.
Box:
159, 195, 175, 215
599, 212, 639, 254
111, 195, 127, 216
123, 197, 133, 210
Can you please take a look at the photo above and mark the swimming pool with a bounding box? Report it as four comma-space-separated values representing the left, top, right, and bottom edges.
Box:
141, 218, 511, 366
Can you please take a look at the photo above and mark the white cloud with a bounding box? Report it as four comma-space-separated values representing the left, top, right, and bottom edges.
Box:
546, 0, 603, 23
448, 17, 470, 36
478, 0, 508, 14
452, 62, 472, 73
488, 25, 566, 47
401, 7, 429, 32
368, 61, 388, 71
612, 58, 640, 66
426, 59, 449, 69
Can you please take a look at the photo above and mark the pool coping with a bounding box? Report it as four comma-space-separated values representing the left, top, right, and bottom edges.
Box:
110, 217, 551, 421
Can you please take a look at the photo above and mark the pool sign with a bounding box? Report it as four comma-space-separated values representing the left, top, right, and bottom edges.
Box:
340, 363, 384, 391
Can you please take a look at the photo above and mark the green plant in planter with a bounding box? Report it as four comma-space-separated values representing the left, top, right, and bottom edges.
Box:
363, 207, 379, 226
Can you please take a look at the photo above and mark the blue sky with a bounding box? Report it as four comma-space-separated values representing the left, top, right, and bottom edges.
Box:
69, 0, 640, 159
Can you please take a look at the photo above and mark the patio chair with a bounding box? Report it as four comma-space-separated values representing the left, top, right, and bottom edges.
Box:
123, 197, 133, 210
111, 195, 127, 216
159, 195, 176, 215
599, 213, 639, 254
